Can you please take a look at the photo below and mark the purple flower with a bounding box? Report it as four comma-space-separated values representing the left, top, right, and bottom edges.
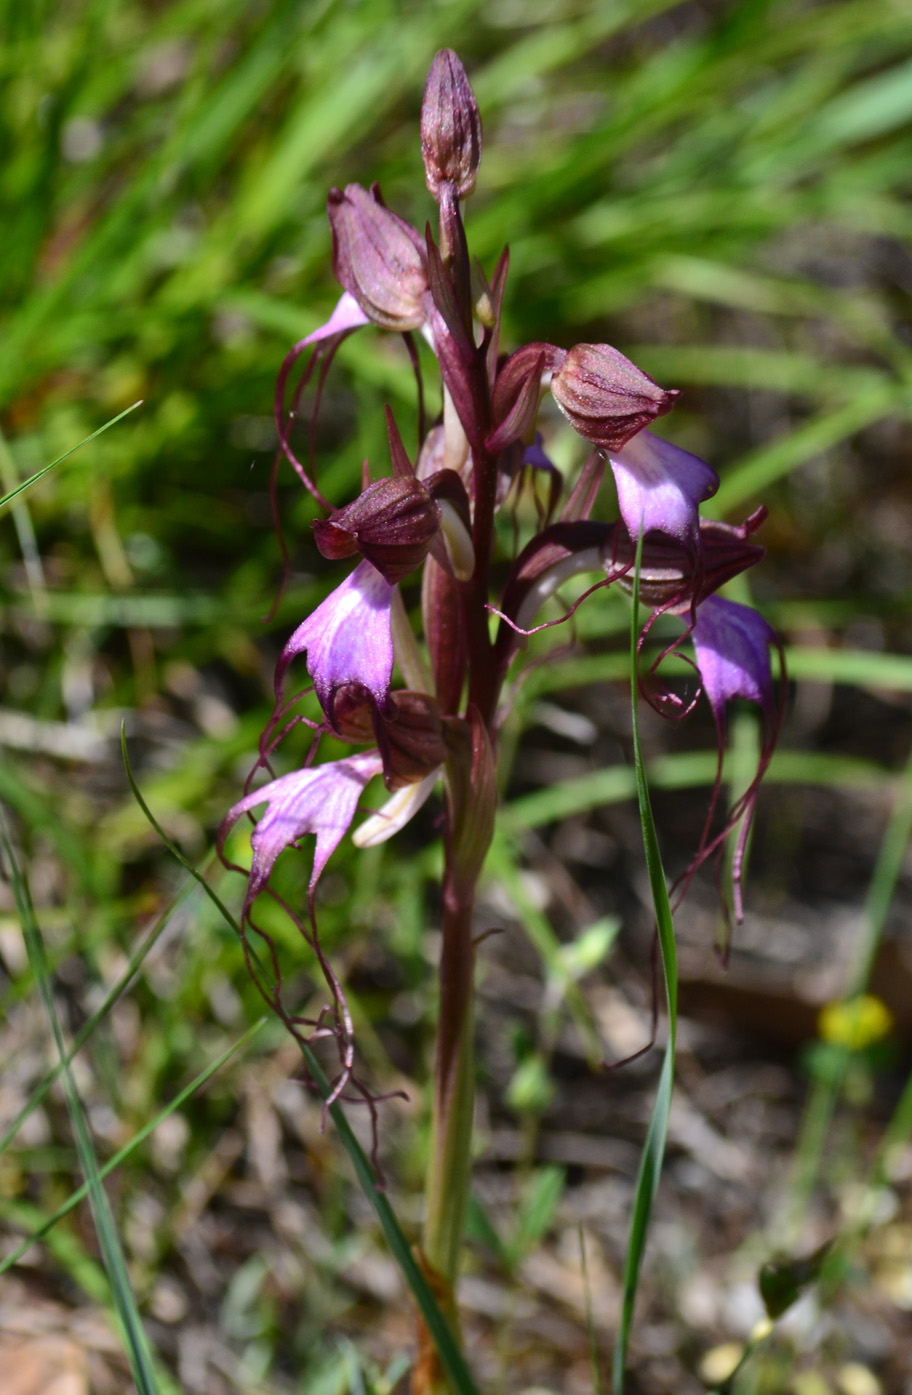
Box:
691, 594, 777, 728
608, 429, 718, 549
276, 560, 397, 730
219, 751, 383, 917
684, 593, 783, 930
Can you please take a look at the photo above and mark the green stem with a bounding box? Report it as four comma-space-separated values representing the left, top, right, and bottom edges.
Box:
423, 869, 476, 1287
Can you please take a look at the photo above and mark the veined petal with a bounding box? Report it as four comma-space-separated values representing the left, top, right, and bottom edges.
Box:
329, 184, 428, 331
352, 767, 441, 847
277, 560, 396, 729
220, 751, 383, 909
551, 343, 678, 450
609, 429, 718, 547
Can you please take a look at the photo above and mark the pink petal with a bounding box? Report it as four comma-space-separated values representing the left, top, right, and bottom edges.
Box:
222, 751, 383, 908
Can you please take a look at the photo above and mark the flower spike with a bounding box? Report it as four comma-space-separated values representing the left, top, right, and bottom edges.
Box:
226, 49, 785, 1242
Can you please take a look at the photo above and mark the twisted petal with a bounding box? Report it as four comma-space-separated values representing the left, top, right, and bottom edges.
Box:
220, 751, 383, 912
609, 429, 718, 547
496, 520, 613, 640
691, 594, 776, 727
277, 560, 396, 728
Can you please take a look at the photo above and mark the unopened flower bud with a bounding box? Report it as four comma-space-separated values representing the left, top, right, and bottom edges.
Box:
328, 184, 428, 330
421, 49, 482, 200
551, 343, 679, 451
313, 477, 441, 584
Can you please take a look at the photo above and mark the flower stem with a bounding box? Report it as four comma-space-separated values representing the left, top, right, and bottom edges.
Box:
424, 874, 476, 1279
414, 860, 478, 1392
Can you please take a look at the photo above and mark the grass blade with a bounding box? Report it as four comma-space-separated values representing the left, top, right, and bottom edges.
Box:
612, 533, 679, 1394
0, 400, 143, 510
0, 1017, 265, 1278
0, 815, 163, 1395
298, 1043, 481, 1395
0, 878, 195, 1159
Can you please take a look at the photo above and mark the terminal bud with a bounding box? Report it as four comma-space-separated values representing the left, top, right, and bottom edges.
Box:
421, 49, 482, 200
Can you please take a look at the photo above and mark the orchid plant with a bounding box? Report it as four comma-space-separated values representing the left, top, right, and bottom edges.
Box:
219, 50, 782, 1393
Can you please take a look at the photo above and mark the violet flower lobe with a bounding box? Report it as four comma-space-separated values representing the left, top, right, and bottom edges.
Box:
608, 429, 719, 551
681, 593, 783, 929
691, 593, 779, 734
275, 559, 397, 732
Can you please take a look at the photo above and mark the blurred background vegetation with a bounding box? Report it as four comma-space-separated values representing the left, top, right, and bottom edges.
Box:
2, 0, 912, 1392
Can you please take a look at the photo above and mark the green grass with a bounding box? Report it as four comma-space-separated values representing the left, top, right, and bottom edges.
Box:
2, 0, 912, 1390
